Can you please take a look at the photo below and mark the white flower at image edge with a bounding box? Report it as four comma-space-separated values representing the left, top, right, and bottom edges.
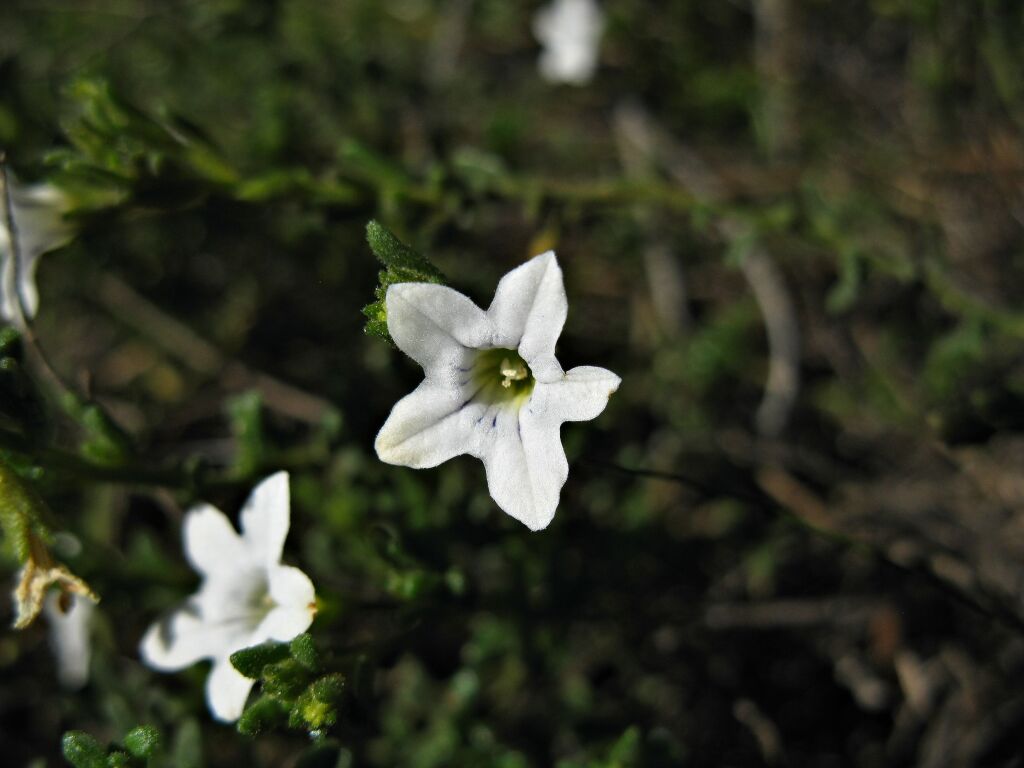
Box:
0, 176, 72, 327
140, 472, 316, 722
44, 591, 96, 690
533, 0, 605, 85
375, 251, 620, 531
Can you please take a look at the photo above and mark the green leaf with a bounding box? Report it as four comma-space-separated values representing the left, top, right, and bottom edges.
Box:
230, 640, 291, 679
237, 695, 289, 737
0, 327, 22, 357
122, 726, 161, 759
289, 673, 346, 732
825, 247, 863, 314
362, 220, 446, 343
227, 391, 264, 477
366, 221, 444, 280
61, 731, 107, 768
0, 456, 48, 562
608, 726, 642, 763
0, 355, 45, 433
262, 657, 313, 699
289, 632, 321, 672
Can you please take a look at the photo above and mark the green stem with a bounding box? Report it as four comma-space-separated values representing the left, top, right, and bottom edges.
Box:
227, 164, 699, 213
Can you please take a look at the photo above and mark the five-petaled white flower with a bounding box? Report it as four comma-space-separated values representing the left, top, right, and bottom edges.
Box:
44, 590, 96, 690
139, 472, 316, 722
0, 176, 72, 328
532, 0, 605, 85
375, 251, 620, 531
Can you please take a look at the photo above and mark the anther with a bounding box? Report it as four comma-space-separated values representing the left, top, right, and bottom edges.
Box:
500, 358, 528, 389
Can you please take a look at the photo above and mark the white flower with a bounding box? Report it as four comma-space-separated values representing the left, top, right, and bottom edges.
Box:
139, 472, 316, 722
532, 0, 605, 85
375, 251, 620, 531
0, 176, 72, 327
44, 591, 96, 690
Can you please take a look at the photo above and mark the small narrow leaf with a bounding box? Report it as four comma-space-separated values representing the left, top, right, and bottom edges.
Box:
122, 725, 161, 759
362, 220, 446, 343
289, 673, 346, 732
230, 640, 291, 679
237, 695, 288, 737
289, 632, 321, 672
261, 657, 312, 700
61, 731, 107, 768
365, 220, 444, 281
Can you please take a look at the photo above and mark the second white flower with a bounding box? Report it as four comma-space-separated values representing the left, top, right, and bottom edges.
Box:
139, 472, 316, 722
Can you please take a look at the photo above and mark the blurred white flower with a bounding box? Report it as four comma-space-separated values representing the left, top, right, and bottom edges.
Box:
375, 251, 620, 531
0, 176, 72, 327
44, 591, 96, 690
139, 472, 316, 722
533, 0, 605, 85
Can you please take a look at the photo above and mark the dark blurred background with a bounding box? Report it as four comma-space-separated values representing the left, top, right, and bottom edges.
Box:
2, 1, 1024, 766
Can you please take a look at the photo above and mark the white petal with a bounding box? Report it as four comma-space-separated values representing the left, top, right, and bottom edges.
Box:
0, 180, 72, 323
45, 592, 94, 690
386, 283, 492, 384
375, 379, 488, 468
526, 353, 565, 385
268, 564, 316, 611
139, 601, 245, 671
529, 365, 621, 423
239, 472, 290, 566
486, 252, 567, 363
482, 407, 568, 531
14, 250, 41, 317
254, 605, 315, 643
206, 657, 255, 722
182, 504, 248, 577
533, 0, 604, 85
10, 182, 71, 259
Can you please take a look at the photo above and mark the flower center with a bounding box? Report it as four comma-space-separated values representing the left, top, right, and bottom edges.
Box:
241, 577, 276, 624
472, 347, 535, 404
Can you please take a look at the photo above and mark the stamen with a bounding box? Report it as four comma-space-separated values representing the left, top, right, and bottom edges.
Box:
472, 347, 535, 403
500, 357, 529, 388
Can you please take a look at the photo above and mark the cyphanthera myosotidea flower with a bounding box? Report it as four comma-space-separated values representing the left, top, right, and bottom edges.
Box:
140, 472, 316, 722
0, 175, 73, 327
375, 251, 620, 531
44, 590, 95, 690
533, 0, 604, 85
